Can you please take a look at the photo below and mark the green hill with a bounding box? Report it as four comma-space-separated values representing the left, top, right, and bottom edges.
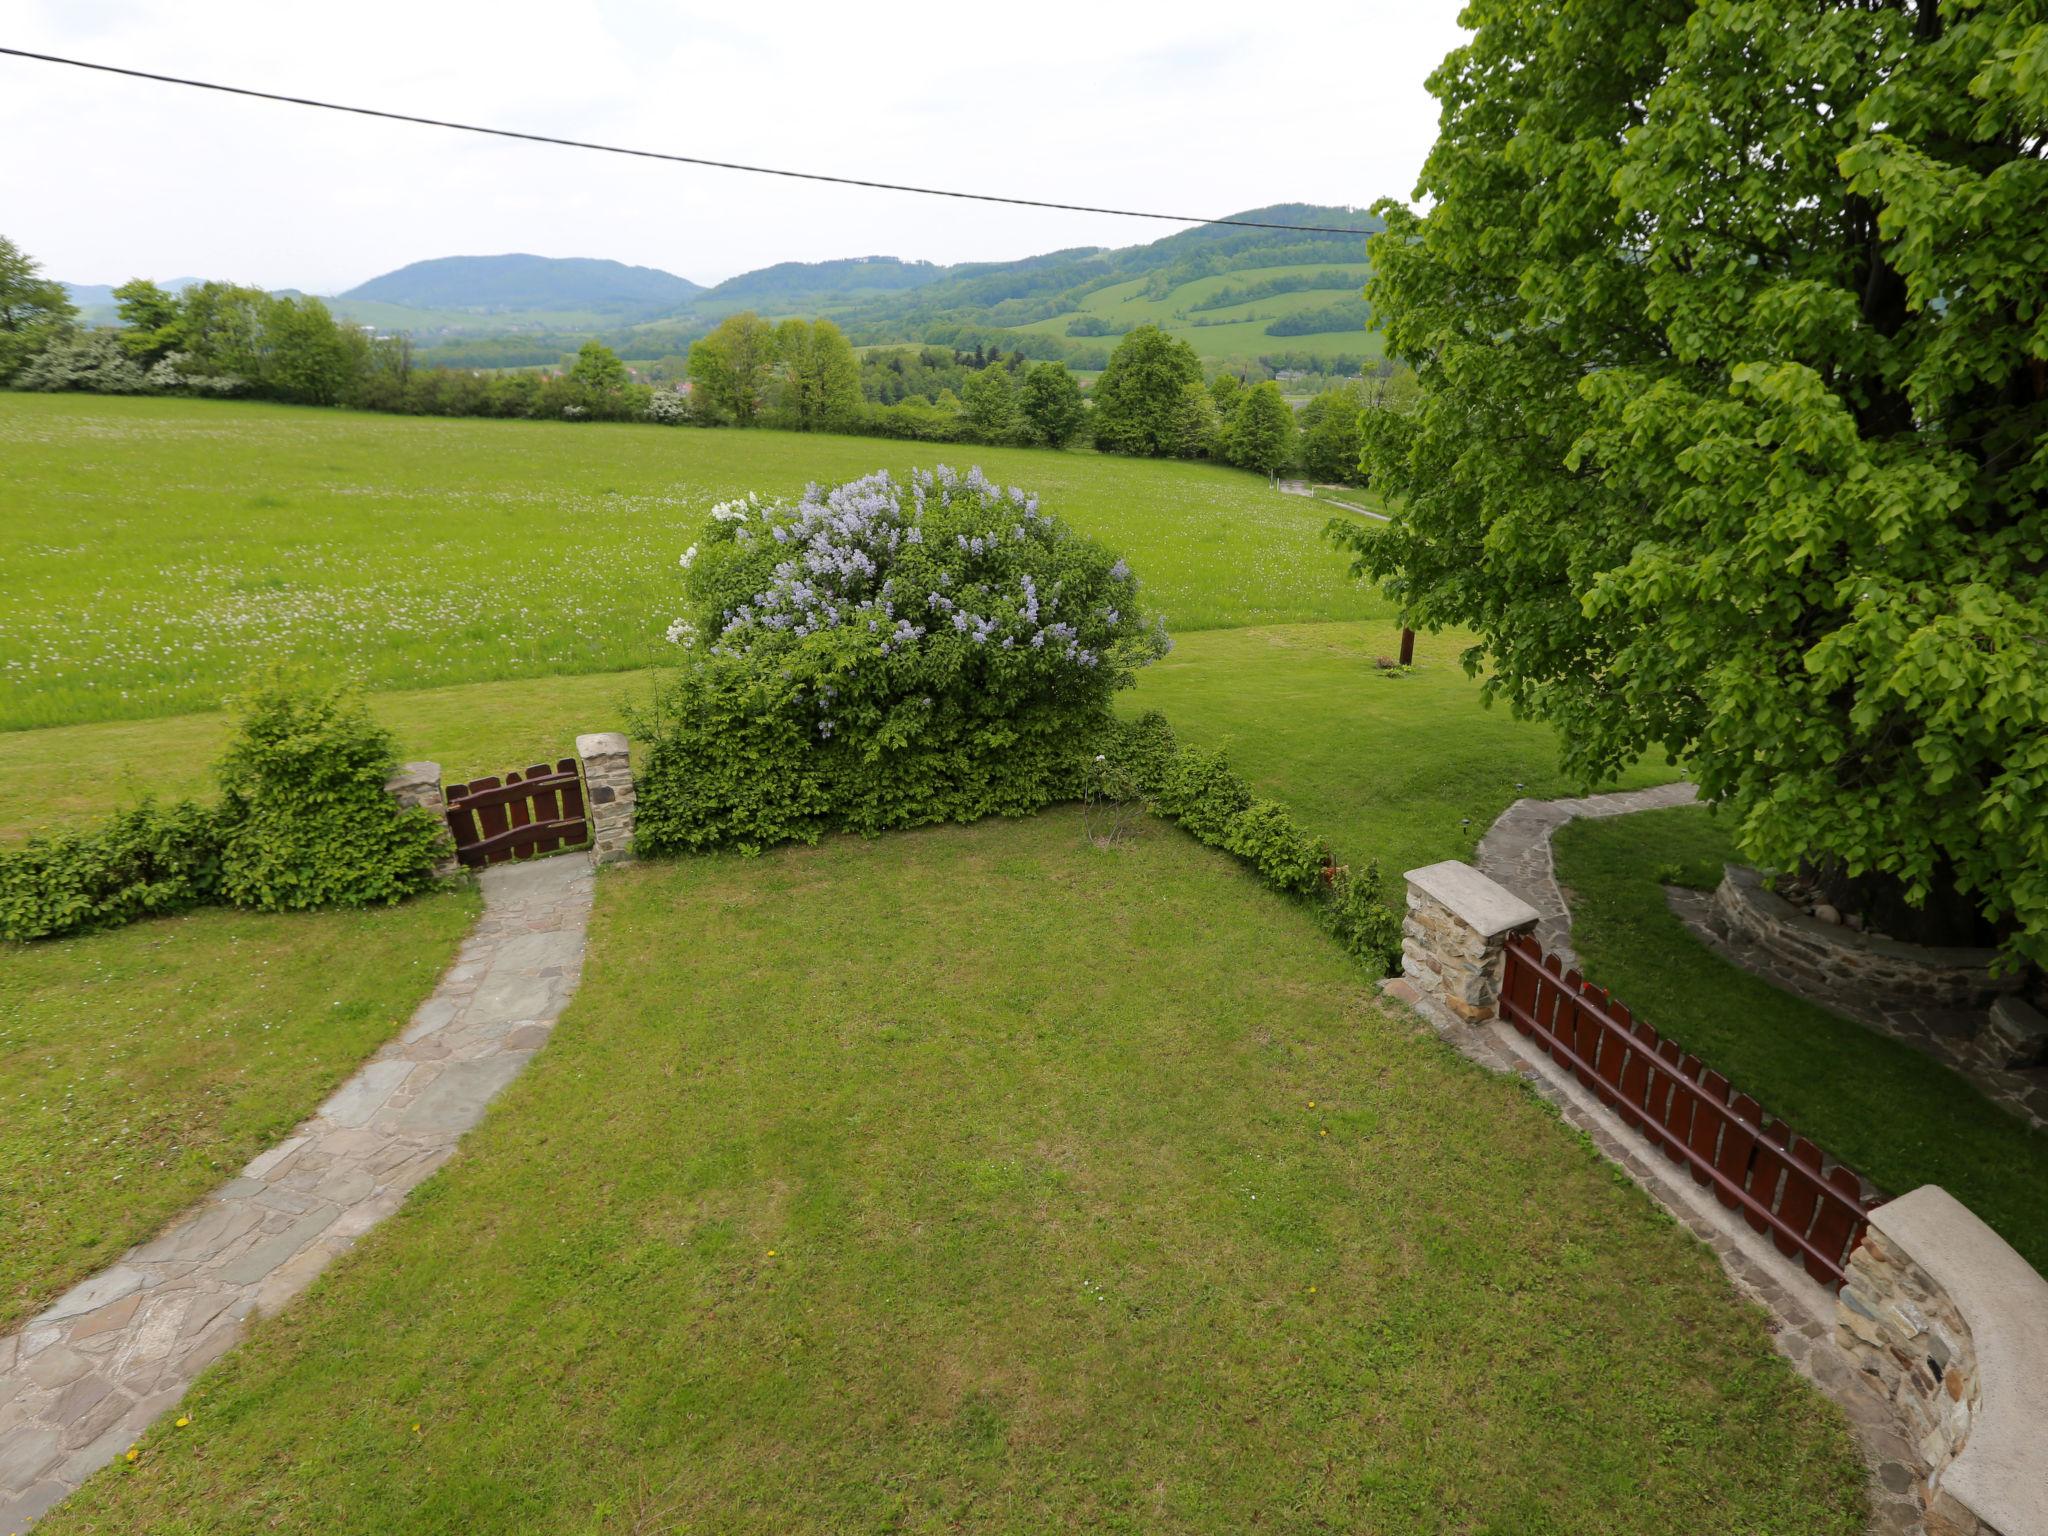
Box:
340, 254, 703, 319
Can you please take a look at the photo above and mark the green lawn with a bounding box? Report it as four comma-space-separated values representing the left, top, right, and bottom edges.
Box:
46, 812, 1863, 1534
1553, 805, 2048, 1274
0, 888, 478, 1332
0, 392, 1393, 730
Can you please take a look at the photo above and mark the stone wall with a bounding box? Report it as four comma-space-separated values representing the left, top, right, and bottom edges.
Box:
382, 760, 458, 878
575, 733, 637, 865
1401, 861, 1541, 1022
1712, 864, 2020, 1011
1835, 1186, 2048, 1536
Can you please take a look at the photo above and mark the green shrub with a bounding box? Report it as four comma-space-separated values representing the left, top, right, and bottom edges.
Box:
632, 467, 1170, 855
214, 676, 448, 911
0, 799, 223, 942
1097, 722, 1401, 975
1323, 860, 1402, 968
1154, 748, 1254, 845
1225, 800, 1325, 896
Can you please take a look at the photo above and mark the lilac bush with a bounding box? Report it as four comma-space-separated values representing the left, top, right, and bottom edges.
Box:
633, 466, 1170, 852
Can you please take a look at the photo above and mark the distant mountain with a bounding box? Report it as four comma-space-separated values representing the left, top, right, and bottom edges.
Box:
339, 254, 702, 319
61, 276, 207, 312
695, 256, 944, 312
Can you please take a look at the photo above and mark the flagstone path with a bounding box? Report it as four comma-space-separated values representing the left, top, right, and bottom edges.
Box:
0, 851, 594, 1530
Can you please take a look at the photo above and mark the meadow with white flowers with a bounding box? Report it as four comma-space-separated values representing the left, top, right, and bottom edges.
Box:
0, 392, 1388, 731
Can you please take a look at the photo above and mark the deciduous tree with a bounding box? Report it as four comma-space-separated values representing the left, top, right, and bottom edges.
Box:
0, 234, 74, 381
1225, 381, 1297, 478
1018, 361, 1086, 447
1337, 0, 2048, 959
1092, 325, 1203, 456
688, 311, 778, 426
773, 318, 860, 430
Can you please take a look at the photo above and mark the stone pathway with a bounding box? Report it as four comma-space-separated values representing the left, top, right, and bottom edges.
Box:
1474, 780, 1700, 963
0, 852, 594, 1530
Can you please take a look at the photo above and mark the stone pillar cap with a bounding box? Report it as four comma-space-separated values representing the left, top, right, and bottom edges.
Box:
575, 732, 628, 757
1404, 860, 1541, 940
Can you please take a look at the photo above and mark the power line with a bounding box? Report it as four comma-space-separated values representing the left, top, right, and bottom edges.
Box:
0, 46, 1374, 237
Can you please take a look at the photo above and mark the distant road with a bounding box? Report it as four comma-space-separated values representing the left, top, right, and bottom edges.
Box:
1277, 479, 1391, 522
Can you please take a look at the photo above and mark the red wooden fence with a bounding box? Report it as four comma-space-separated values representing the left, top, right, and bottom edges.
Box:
1498, 932, 1871, 1289
443, 760, 588, 868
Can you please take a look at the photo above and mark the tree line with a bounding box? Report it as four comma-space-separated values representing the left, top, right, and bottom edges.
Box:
1, 236, 1408, 480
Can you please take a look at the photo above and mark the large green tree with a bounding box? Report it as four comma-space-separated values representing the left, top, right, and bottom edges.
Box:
1018, 361, 1086, 447
1338, 0, 2046, 959
113, 279, 183, 362
1092, 324, 1204, 456
568, 338, 629, 391
0, 235, 75, 381
688, 311, 778, 426
773, 317, 860, 430
960, 363, 1018, 442
1225, 381, 1298, 478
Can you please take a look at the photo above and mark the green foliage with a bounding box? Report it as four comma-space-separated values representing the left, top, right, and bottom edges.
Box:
1099, 711, 1400, 973
1224, 380, 1297, 477
959, 363, 1017, 442
1342, 0, 2048, 963
1264, 299, 1372, 337
1224, 798, 1323, 894
112, 279, 182, 362
0, 799, 223, 942
567, 338, 628, 390
1092, 325, 1205, 456
213, 674, 447, 912
772, 317, 861, 431
632, 468, 1169, 855
687, 310, 779, 425
13, 331, 151, 394
1298, 383, 1367, 484
1016, 361, 1086, 447
0, 233, 73, 382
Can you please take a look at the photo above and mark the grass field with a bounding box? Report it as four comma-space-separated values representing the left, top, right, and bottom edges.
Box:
0, 393, 1392, 730
44, 812, 1864, 1535
0, 888, 478, 1331
1554, 806, 2048, 1274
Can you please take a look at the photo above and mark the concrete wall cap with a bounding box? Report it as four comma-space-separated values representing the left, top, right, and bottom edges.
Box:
388, 761, 441, 783
575, 732, 628, 758
1871, 1185, 2048, 1536
1403, 861, 1541, 941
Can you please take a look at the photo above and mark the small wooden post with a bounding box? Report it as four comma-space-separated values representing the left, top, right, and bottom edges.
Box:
1398, 628, 1415, 667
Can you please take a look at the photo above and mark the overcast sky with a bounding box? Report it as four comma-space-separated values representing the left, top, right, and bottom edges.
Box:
2, 0, 1469, 294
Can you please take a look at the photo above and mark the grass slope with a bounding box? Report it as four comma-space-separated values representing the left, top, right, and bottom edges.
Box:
1002, 263, 1379, 363
0, 889, 478, 1332
0, 394, 1392, 731
47, 812, 1863, 1534
1553, 805, 2048, 1273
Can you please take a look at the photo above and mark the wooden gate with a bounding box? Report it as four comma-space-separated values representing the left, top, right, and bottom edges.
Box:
443, 760, 589, 868
1498, 932, 1872, 1289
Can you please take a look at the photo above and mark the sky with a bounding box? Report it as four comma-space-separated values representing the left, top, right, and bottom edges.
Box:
0, 0, 1470, 294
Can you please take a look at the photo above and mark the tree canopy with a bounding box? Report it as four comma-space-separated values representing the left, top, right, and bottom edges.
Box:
1340, 0, 2047, 959
1092, 325, 1204, 456
688, 311, 779, 426
0, 234, 75, 381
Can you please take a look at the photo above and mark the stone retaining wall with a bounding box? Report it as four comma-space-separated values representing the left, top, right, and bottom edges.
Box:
1836, 1187, 2048, 1536
1711, 864, 2019, 1011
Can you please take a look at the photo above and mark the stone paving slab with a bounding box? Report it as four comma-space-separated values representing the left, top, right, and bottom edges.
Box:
0, 851, 594, 1531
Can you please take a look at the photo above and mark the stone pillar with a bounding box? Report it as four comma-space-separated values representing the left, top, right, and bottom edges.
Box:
385, 760, 459, 878
575, 732, 636, 865
1401, 860, 1541, 1022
